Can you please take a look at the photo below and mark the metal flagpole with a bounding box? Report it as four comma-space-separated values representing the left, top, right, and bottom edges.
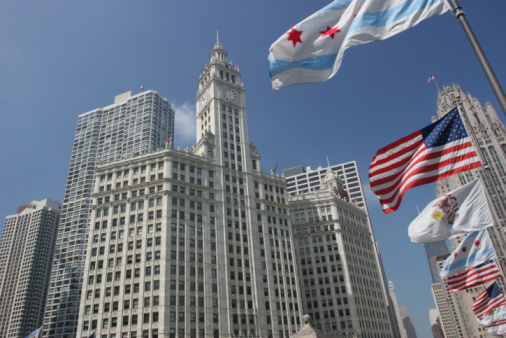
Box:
448, 0, 506, 116
433, 77, 441, 93
429, 74, 440, 92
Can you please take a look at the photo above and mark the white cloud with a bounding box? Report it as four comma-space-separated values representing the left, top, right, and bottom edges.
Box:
173, 102, 196, 148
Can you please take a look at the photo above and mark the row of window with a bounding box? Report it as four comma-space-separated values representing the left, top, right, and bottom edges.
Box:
88, 237, 161, 270
99, 163, 164, 182
86, 280, 160, 303
82, 314, 159, 332
92, 223, 161, 244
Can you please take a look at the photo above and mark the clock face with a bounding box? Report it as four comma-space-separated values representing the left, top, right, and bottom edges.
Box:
223, 87, 238, 102
200, 91, 209, 106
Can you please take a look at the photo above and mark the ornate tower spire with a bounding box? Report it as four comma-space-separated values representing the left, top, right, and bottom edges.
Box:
196, 35, 244, 161
210, 30, 227, 63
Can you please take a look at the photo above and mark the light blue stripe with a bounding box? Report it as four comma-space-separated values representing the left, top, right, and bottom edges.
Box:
440, 253, 496, 274
270, 0, 443, 78
269, 54, 337, 77
318, 0, 353, 13
349, 0, 443, 33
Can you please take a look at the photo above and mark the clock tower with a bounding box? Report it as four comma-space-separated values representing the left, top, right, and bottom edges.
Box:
191, 36, 301, 337
194, 33, 254, 172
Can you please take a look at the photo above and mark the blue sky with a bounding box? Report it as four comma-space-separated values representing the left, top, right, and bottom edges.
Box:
1, 1, 505, 336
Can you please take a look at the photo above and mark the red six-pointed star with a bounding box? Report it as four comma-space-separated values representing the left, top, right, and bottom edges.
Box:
462, 246, 467, 253
454, 252, 458, 258
319, 26, 341, 39
474, 240, 480, 246
286, 28, 303, 47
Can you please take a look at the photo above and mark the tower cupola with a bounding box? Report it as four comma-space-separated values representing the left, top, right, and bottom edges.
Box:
210, 31, 228, 63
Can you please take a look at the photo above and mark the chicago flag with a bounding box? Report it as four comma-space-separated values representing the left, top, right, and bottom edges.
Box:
268, 0, 448, 90
439, 228, 496, 278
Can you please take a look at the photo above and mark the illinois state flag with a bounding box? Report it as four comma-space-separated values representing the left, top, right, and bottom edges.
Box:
268, 0, 448, 90
408, 180, 493, 242
370, 108, 482, 214
439, 228, 496, 278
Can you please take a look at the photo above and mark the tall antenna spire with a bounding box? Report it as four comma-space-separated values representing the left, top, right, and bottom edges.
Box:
211, 30, 227, 62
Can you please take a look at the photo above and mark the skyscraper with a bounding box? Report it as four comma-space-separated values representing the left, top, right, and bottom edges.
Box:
43, 90, 174, 337
399, 307, 417, 338
431, 84, 506, 337
423, 241, 449, 284
435, 84, 506, 251
283, 163, 396, 336
284, 162, 366, 210
423, 240, 449, 336
0, 199, 61, 338
388, 282, 408, 338
431, 255, 476, 337
428, 308, 444, 338
76, 39, 301, 338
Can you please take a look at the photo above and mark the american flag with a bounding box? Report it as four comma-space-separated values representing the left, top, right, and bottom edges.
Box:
368, 108, 482, 214
471, 282, 506, 319
486, 319, 506, 330
428, 74, 435, 83
447, 260, 501, 293
486, 325, 506, 336
164, 137, 171, 145
478, 305, 506, 327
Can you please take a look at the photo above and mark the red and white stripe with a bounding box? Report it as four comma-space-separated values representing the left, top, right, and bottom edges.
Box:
486, 319, 506, 330
447, 261, 501, 293
369, 130, 481, 214
472, 289, 506, 319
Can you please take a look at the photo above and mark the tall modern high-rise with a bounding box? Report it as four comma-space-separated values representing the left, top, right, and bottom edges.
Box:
76, 39, 301, 338
422, 240, 449, 336
431, 254, 483, 337
430, 84, 506, 337
283, 162, 366, 210
387, 282, 407, 338
43, 90, 175, 337
0, 199, 61, 338
428, 308, 444, 338
423, 241, 449, 284
399, 307, 416, 338
283, 163, 397, 337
